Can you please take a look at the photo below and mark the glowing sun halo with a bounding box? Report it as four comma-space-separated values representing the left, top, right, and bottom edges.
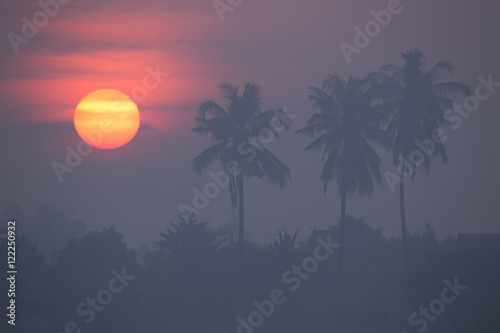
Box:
74, 89, 140, 149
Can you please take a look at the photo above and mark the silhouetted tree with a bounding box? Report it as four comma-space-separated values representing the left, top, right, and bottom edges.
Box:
51, 227, 140, 329
270, 229, 300, 267
297, 74, 390, 301
143, 215, 224, 327
155, 214, 220, 263
2, 204, 87, 262
407, 223, 439, 264
192, 81, 292, 276
369, 50, 470, 271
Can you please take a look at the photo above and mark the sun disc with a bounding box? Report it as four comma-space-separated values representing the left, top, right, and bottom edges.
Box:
74, 89, 140, 149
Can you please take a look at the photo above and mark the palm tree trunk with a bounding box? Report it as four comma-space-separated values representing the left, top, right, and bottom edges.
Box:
237, 174, 244, 266
399, 177, 408, 273
236, 174, 245, 316
338, 190, 346, 303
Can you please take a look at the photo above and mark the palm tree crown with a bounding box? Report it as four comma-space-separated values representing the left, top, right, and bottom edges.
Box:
297, 74, 389, 196
193, 82, 292, 207
370, 49, 471, 176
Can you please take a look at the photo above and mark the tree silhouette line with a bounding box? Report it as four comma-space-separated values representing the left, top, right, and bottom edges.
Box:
2, 209, 499, 332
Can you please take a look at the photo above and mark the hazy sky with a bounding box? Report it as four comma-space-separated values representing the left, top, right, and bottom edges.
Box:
1, 0, 499, 248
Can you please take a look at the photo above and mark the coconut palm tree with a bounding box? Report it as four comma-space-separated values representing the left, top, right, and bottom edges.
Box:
192, 82, 292, 268
296, 74, 390, 297
369, 49, 470, 271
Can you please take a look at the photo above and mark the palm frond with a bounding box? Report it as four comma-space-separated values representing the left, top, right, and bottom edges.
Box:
303, 133, 328, 153
198, 101, 229, 118
432, 82, 471, 97
218, 82, 238, 100
424, 61, 455, 83
247, 108, 292, 137
256, 148, 291, 188
295, 122, 330, 138
308, 86, 342, 116
192, 142, 227, 175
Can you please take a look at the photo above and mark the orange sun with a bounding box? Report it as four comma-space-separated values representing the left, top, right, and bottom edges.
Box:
74, 89, 140, 149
